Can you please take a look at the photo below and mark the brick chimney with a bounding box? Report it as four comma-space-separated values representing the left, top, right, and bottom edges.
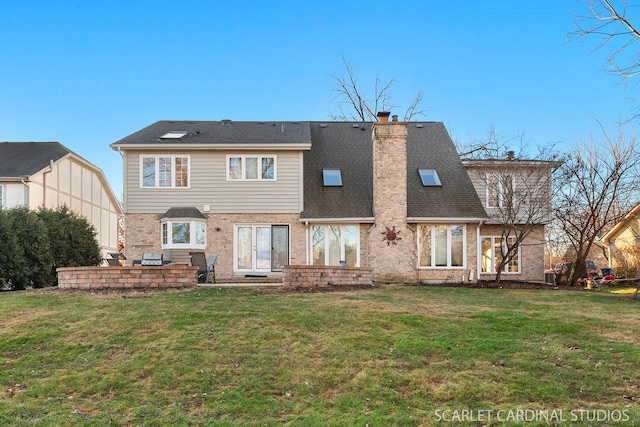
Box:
369, 112, 414, 282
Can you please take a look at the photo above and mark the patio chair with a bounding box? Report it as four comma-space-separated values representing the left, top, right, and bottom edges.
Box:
206, 255, 218, 284
189, 251, 209, 283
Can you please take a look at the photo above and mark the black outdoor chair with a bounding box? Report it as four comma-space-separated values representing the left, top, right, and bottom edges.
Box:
189, 252, 218, 283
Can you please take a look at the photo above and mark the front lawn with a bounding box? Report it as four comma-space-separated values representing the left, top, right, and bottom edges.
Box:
1, 286, 638, 426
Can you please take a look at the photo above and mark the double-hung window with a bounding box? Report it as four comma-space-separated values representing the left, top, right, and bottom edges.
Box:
161, 220, 206, 249
311, 225, 359, 267
487, 173, 513, 208
227, 155, 276, 181
141, 156, 189, 188
418, 225, 465, 267
481, 236, 520, 273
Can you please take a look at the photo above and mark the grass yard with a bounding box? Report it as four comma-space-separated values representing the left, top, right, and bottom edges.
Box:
0, 285, 639, 426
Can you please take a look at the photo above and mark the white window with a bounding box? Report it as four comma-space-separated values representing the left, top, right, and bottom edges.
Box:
311, 225, 359, 267
141, 156, 189, 188
161, 220, 206, 249
227, 155, 276, 181
487, 173, 513, 208
418, 225, 465, 268
481, 236, 520, 273
0, 185, 3, 208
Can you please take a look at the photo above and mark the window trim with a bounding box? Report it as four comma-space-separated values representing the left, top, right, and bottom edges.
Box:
160, 219, 206, 249
418, 224, 466, 268
480, 235, 521, 274
140, 155, 190, 188
0, 184, 3, 208
226, 155, 277, 181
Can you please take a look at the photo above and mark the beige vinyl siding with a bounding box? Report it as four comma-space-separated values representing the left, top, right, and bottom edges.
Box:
124, 150, 303, 214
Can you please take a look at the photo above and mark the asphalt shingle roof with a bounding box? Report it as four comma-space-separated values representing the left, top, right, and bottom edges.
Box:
0, 142, 70, 178
301, 121, 486, 220
111, 120, 312, 146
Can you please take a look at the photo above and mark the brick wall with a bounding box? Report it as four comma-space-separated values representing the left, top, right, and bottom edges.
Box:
57, 264, 198, 290
368, 120, 416, 282
283, 265, 373, 289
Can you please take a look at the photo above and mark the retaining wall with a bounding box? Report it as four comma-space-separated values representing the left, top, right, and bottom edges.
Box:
283, 265, 373, 289
57, 263, 198, 290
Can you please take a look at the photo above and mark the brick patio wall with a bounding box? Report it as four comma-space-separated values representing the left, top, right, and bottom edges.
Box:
57, 264, 198, 290
283, 265, 373, 289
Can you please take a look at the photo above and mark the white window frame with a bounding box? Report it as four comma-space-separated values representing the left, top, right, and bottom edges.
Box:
161, 220, 206, 249
418, 224, 466, 268
140, 155, 190, 188
0, 184, 3, 208
486, 173, 514, 208
481, 235, 520, 274
311, 225, 360, 267
226, 155, 277, 181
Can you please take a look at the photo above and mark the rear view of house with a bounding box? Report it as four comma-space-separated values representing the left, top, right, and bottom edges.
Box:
112, 115, 554, 283
0, 141, 122, 254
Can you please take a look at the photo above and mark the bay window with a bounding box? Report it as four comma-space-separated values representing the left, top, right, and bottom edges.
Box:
161, 220, 206, 249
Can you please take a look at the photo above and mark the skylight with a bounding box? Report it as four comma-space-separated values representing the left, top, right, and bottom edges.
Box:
323, 168, 343, 186
418, 169, 441, 186
161, 131, 188, 139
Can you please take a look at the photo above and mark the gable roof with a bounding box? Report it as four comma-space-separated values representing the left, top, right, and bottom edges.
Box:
301, 121, 487, 221
302, 122, 374, 219
110, 120, 312, 149
0, 142, 70, 178
406, 123, 487, 219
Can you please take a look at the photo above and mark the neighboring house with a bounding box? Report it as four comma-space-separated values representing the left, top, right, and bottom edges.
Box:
111, 114, 553, 283
0, 141, 123, 254
602, 203, 640, 278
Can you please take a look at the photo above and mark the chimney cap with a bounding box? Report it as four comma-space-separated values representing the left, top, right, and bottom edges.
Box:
377, 111, 391, 123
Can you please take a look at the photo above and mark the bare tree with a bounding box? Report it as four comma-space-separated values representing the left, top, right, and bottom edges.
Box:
330, 55, 426, 121
456, 125, 528, 158
465, 150, 560, 282
571, 0, 640, 83
553, 123, 640, 286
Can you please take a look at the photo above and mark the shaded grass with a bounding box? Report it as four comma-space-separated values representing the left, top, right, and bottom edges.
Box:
0, 286, 639, 426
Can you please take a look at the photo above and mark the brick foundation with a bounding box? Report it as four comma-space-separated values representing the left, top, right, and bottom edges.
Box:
283, 265, 373, 289
57, 263, 198, 290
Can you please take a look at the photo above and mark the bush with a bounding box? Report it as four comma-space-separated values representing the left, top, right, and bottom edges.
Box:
0, 206, 101, 290
1, 207, 53, 290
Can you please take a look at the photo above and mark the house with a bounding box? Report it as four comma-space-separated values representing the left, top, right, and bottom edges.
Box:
602, 203, 640, 278
110, 114, 554, 283
0, 141, 123, 254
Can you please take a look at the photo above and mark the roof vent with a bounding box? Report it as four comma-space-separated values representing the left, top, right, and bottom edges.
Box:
220, 119, 232, 124
415, 124, 424, 128
352, 124, 359, 128
320, 123, 327, 128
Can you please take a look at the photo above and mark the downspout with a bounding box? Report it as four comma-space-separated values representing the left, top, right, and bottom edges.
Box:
42, 160, 54, 207
20, 178, 29, 207
305, 221, 309, 265
476, 220, 485, 282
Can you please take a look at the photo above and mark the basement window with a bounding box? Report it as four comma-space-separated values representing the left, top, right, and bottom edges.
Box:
161, 131, 188, 139
323, 169, 343, 186
418, 169, 441, 186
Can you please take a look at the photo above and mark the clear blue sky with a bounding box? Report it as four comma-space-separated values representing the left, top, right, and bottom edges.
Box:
1, 0, 636, 198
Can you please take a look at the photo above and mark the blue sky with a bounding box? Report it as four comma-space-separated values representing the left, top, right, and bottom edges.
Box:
1, 0, 637, 198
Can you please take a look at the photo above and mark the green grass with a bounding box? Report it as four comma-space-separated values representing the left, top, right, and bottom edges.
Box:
1, 286, 639, 426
